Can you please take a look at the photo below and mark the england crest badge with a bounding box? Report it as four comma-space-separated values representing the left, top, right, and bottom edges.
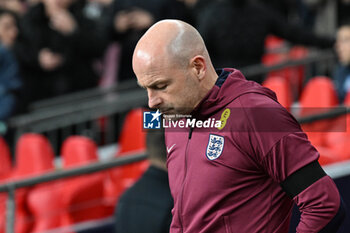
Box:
206, 134, 225, 160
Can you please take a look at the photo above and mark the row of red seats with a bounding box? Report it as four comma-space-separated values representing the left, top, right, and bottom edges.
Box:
263, 76, 350, 166
263, 35, 309, 100
0, 108, 149, 233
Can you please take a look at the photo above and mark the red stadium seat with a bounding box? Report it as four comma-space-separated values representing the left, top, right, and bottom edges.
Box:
344, 91, 350, 105
118, 108, 147, 154
0, 137, 12, 180
14, 133, 59, 233
262, 76, 293, 110
15, 133, 55, 177
27, 182, 63, 232
0, 137, 12, 233
0, 134, 52, 233
264, 35, 285, 51
288, 46, 309, 97
0, 194, 6, 233
299, 77, 342, 164
60, 136, 108, 226
323, 112, 350, 162
117, 108, 149, 184
299, 76, 339, 113
299, 76, 339, 134
61, 136, 98, 167
104, 108, 149, 209
262, 53, 300, 99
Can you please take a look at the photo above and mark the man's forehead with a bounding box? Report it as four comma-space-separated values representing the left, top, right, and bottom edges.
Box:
136, 69, 168, 87
134, 49, 153, 65
133, 47, 167, 73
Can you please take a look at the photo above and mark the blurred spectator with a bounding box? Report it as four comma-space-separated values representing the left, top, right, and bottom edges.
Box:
196, 0, 335, 83
178, 0, 213, 26
0, 9, 22, 120
338, 0, 350, 27
258, 0, 294, 19
84, 0, 113, 20
115, 129, 173, 233
26, 0, 42, 7
104, 0, 189, 84
14, 0, 106, 107
302, 0, 337, 37
334, 20, 350, 103
0, 0, 25, 15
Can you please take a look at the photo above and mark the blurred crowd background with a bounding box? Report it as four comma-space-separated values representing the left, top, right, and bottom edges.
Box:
0, 0, 349, 121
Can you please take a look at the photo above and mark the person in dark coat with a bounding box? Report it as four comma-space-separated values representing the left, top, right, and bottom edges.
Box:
196, 0, 335, 83
115, 129, 173, 233
14, 0, 106, 106
104, 0, 190, 84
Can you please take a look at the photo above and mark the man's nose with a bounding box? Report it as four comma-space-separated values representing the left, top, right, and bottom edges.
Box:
148, 91, 162, 109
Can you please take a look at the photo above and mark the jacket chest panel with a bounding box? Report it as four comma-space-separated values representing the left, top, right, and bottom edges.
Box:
167, 130, 266, 201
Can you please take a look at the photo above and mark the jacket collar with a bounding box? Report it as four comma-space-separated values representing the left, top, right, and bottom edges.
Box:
191, 68, 277, 120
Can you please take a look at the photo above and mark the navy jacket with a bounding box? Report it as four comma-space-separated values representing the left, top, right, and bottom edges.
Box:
115, 166, 173, 233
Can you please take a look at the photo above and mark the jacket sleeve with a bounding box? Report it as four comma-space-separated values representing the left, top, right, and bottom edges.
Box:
261, 132, 346, 232
292, 175, 345, 233
238, 94, 345, 232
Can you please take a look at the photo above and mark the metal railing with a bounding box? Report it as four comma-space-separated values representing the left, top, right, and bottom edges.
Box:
28, 80, 139, 112
296, 106, 349, 125
8, 88, 148, 151
240, 49, 335, 78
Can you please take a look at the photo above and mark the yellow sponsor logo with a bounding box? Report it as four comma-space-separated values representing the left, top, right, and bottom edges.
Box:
217, 109, 230, 130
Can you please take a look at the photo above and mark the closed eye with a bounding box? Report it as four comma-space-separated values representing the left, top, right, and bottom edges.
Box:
149, 83, 167, 90
155, 84, 167, 90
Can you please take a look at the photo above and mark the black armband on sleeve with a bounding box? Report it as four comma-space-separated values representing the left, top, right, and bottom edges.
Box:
280, 161, 326, 198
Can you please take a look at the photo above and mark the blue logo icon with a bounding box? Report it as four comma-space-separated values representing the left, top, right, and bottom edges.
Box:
143, 110, 162, 129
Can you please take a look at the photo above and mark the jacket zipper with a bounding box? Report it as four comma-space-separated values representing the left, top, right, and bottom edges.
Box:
178, 127, 193, 232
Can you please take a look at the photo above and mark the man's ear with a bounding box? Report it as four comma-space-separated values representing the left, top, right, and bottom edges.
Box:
190, 55, 206, 80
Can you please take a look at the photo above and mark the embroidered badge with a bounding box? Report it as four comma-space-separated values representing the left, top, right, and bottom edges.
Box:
217, 108, 230, 130
206, 134, 225, 160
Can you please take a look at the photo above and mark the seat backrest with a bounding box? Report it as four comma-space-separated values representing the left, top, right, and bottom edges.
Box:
27, 182, 63, 232
104, 108, 149, 207
61, 175, 107, 226
15, 133, 55, 177
61, 136, 98, 168
300, 76, 339, 115
118, 108, 146, 155
289, 46, 308, 60
0, 137, 12, 179
264, 35, 285, 51
263, 76, 293, 110
60, 136, 107, 225
343, 91, 350, 106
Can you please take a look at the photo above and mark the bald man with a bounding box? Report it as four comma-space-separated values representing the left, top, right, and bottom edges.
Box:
133, 20, 345, 233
